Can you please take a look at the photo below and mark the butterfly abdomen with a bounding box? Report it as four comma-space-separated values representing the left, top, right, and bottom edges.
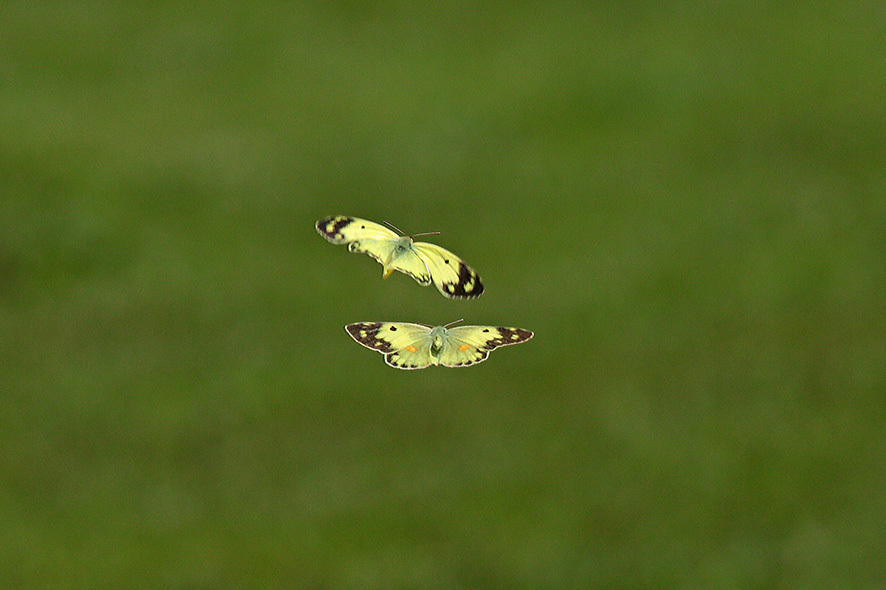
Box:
429, 332, 445, 358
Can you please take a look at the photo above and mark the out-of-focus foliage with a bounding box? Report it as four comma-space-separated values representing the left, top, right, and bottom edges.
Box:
1, 3, 883, 588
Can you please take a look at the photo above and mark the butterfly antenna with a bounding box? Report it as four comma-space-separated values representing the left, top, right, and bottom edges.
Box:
443, 318, 465, 328
381, 220, 406, 236
411, 231, 442, 238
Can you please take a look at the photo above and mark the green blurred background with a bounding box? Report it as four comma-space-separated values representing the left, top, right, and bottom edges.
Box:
2, 2, 884, 588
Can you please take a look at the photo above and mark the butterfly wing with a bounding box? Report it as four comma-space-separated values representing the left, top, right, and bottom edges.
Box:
438, 326, 534, 367
383, 247, 433, 286
411, 242, 484, 299
316, 216, 399, 244
345, 322, 435, 370
316, 215, 434, 285
316, 215, 401, 267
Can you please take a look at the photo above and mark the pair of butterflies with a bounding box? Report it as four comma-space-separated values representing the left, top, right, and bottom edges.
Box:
316, 215, 533, 369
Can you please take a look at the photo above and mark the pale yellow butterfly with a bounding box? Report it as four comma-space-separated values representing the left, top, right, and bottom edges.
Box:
316, 215, 483, 299
345, 320, 533, 369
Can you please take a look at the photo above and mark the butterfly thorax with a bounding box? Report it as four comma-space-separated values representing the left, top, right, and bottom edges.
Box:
429, 327, 447, 357
393, 236, 413, 252
376, 237, 415, 276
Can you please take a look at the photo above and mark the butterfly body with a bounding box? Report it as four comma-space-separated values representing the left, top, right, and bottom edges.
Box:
356, 235, 415, 278
346, 322, 533, 369
316, 216, 483, 298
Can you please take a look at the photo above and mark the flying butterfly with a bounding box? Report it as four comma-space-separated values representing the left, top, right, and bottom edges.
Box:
345, 320, 533, 369
316, 216, 484, 299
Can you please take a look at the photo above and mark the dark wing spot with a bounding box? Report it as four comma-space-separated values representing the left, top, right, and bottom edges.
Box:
346, 322, 395, 352
444, 259, 450, 264
390, 326, 397, 331
441, 263, 484, 299
482, 329, 489, 332
484, 327, 533, 349
316, 216, 355, 243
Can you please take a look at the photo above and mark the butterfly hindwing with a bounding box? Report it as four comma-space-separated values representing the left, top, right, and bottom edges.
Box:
412, 242, 484, 298
382, 248, 432, 286
345, 322, 435, 370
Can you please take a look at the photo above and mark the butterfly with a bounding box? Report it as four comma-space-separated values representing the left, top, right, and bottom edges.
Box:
345, 320, 533, 369
316, 215, 484, 299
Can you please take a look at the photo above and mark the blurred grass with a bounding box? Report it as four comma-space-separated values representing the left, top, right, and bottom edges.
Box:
1, 2, 884, 588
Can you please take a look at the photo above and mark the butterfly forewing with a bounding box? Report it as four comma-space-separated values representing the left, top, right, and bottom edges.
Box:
439, 326, 534, 368
317, 216, 402, 271
345, 322, 435, 369
316, 216, 398, 244
412, 242, 484, 299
